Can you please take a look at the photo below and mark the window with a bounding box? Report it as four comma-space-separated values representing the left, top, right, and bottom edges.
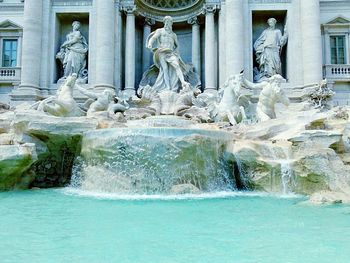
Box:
330, 36, 346, 64
2, 39, 17, 67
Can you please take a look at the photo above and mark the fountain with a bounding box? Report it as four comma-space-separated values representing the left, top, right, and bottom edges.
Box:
0, 16, 350, 204
2, 3, 350, 262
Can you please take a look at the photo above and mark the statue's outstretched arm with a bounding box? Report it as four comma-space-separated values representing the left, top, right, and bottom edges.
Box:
76, 84, 97, 99
242, 78, 266, 90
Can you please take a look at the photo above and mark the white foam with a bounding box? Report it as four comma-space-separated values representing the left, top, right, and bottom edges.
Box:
60, 187, 303, 201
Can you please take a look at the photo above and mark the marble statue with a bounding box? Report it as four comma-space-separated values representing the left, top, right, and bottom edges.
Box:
213, 73, 251, 125
56, 21, 89, 83
309, 79, 334, 109
243, 74, 290, 122
174, 86, 202, 116
34, 74, 84, 117
137, 85, 162, 115
254, 18, 288, 82
139, 16, 200, 92
77, 86, 129, 117
77, 87, 114, 116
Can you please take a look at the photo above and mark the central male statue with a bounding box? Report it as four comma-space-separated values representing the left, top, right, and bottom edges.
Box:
139, 16, 200, 93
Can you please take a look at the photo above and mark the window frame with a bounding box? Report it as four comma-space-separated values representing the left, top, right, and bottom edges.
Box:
0, 21, 23, 69
330, 35, 347, 64
1, 38, 18, 67
323, 19, 350, 65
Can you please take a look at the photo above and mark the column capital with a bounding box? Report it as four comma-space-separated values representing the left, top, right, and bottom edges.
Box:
203, 4, 219, 14
144, 17, 155, 26
187, 16, 200, 25
121, 5, 136, 15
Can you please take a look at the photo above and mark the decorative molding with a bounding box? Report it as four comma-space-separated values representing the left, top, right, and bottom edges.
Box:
121, 5, 137, 15
0, 3, 24, 12
248, 0, 291, 3
187, 16, 199, 25
135, 0, 206, 22
141, 0, 198, 10
0, 20, 23, 31
144, 17, 155, 26
322, 16, 350, 34
325, 16, 350, 25
52, 0, 92, 6
203, 4, 219, 14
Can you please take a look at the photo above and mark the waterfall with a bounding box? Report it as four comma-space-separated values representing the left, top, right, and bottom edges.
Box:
233, 153, 249, 189
279, 147, 295, 194
280, 161, 295, 194
70, 127, 236, 194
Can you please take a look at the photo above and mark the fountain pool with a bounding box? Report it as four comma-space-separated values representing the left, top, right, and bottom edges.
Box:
0, 189, 349, 263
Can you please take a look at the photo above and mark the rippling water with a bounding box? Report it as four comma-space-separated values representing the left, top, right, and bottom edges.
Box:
0, 189, 349, 263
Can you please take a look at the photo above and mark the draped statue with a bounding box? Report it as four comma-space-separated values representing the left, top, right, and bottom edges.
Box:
254, 18, 288, 82
139, 16, 200, 93
56, 21, 88, 83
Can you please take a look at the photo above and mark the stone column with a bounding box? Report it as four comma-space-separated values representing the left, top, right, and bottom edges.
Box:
142, 18, 154, 73
188, 17, 201, 76
204, 5, 217, 92
324, 29, 331, 64
300, 0, 323, 84
124, 5, 136, 97
95, 0, 115, 92
225, 0, 244, 75
16, 0, 44, 100
218, 3, 226, 86
114, 3, 123, 91
345, 32, 350, 64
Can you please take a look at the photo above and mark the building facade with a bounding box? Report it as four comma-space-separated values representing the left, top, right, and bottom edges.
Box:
0, 0, 349, 105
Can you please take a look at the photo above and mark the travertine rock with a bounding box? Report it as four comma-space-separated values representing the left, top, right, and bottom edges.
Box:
0, 144, 37, 190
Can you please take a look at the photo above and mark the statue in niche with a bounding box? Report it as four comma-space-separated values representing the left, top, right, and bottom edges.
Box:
243, 74, 290, 122
253, 18, 288, 82
139, 16, 200, 93
56, 21, 88, 83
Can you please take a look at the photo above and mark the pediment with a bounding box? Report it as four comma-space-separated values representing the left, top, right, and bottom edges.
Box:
326, 16, 350, 25
0, 20, 23, 30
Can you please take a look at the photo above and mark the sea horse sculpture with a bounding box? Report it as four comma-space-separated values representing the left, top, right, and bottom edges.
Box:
32, 74, 84, 117
243, 74, 290, 122
213, 73, 251, 125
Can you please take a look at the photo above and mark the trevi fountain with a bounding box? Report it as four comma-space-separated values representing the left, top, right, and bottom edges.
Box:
0, 0, 350, 262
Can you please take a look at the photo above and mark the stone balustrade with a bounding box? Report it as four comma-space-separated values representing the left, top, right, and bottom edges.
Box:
323, 65, 350, 80
0, 67, 21, 82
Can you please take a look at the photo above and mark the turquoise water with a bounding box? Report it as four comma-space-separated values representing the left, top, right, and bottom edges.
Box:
1, 189, 350, 263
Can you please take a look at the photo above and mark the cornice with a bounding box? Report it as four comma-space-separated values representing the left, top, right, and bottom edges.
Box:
248, 0, 291, 3
0, 3, 24, 12
52, 0, 92, 6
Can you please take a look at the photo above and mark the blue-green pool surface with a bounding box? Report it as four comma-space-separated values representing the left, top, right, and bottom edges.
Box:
0, 189, 349, 263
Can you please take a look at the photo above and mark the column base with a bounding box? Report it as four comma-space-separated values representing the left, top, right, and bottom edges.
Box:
204, 88, 218, 96
94, 84, 116, 94
11, 85, 43, 103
